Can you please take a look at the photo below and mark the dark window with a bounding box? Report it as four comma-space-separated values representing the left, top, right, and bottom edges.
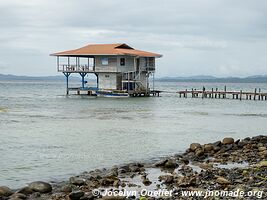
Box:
105, 75, 110, 78
148, 57, 154, 66
120, 58, 125, 66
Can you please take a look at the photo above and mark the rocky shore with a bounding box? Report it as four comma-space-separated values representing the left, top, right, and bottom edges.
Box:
1, 135, 266, 200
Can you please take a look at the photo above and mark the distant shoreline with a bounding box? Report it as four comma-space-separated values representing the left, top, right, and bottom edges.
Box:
1, 74, 267, 83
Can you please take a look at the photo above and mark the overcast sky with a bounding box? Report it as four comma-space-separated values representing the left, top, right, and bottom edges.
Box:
0, 0, 267, 77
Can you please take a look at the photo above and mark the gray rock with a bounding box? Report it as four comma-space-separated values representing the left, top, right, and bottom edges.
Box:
204, 144, 214, 152
61, 185, 72, 193
0, 186, 13, 197
9, 193, 27, 199
17, 186, 33, 195
216, 177, 231, 185
69, 191, 85, 200
158, 175, 174, 184
190, 143, 201, 151
195, 148, 204, 157
28, 181, 52, 193
69, 177, 85, 186
164, 159, 178, 168
154, 159, 168, 167
222, 137, 234, 145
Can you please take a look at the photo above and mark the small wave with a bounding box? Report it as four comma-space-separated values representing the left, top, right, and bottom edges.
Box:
225, 113, 267, 117
0, 107, 8, 112
184, 111, 209, 116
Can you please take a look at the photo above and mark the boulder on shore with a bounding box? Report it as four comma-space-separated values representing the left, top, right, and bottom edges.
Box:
222, 137, 234, 145
28, 181, 52, 193
0, 186, 13, 197
190, 143, 201, 151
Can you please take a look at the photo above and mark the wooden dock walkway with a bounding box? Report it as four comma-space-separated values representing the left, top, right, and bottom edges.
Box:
177, 87, 267, 101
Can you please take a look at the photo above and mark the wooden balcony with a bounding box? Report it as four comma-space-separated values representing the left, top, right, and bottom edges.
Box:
58, 64, 118, 73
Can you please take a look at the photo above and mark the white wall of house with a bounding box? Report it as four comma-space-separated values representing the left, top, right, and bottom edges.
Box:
98, 73, 117, 90
117, 56, 135, 72
95, 56, 117, 72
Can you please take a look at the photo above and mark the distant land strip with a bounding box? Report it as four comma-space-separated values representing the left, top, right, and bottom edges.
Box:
1, 74, 267, 83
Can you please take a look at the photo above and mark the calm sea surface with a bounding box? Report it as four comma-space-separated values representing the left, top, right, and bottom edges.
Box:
0, 81, 267, 188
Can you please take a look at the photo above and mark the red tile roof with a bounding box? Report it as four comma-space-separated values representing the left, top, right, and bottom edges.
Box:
51, 43, 162, 58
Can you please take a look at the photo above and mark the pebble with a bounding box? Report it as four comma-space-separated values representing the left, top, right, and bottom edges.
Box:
216, 177, 231, 185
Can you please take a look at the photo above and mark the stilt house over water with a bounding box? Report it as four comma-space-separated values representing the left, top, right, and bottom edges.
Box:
51, 43, 162, 97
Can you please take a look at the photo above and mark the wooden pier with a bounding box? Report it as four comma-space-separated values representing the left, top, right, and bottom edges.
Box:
67, 87, 161, 97
177, 87, 267, 101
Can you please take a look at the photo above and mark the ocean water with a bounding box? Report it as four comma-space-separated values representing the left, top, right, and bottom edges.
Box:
0, 81, 267, 188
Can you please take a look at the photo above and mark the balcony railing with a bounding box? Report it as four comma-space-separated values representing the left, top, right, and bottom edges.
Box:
58, 64, 94, 72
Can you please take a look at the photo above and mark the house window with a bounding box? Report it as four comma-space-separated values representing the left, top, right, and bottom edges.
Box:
148, 57, 154, 66
101, 58, 109, 65
120, 58, 125, 66
105, 75, 110, 78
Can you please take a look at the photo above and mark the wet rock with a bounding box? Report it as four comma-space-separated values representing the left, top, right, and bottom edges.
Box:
118, 165, 130, 173
102, 196, 126, 200
29, 192, 41, 198
177, 176, 197, 187
198, 163, 213, 170
61, 185, 72, 193
69, 191, 85, 200
158, 175, 174, 184
190, 143, 201, 151
216, 177, 231, 185
70, 177, 86, 186
100, 178, 115, 186
213, 141, 221, 147
204, 144, 214, 152
154, 159, 168, 167
142, 178, 152, 186
164, 159, 178, 168
0, 186, 13, 197
17, 186, 33, 195
180, 158, 189, 165
258, 160, 267, 168
222, 137, 234, 145
195, 148, 204, 157
9, 193, 27, 199
28, 181, 52, 193
113, 180, 121, 187
81, 192, 94, 200
258, 147, 266, 152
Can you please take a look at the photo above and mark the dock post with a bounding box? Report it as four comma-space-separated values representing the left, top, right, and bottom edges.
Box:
224, 86, 227, 98
212, 88, 214, 98
185, 89, 187, 98
258, 89, 261, 100
63, 72, 71, 95
192, 88, 194, 98
254, 88, 257, 100
240, 90, 242, 100
215, 88, 218, 98
202, 86, 205, 99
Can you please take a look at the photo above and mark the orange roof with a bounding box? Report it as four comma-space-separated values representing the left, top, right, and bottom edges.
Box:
51, 43, 162, 58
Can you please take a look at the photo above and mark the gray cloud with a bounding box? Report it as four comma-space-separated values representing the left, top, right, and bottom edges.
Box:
0, 0, 267, 76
